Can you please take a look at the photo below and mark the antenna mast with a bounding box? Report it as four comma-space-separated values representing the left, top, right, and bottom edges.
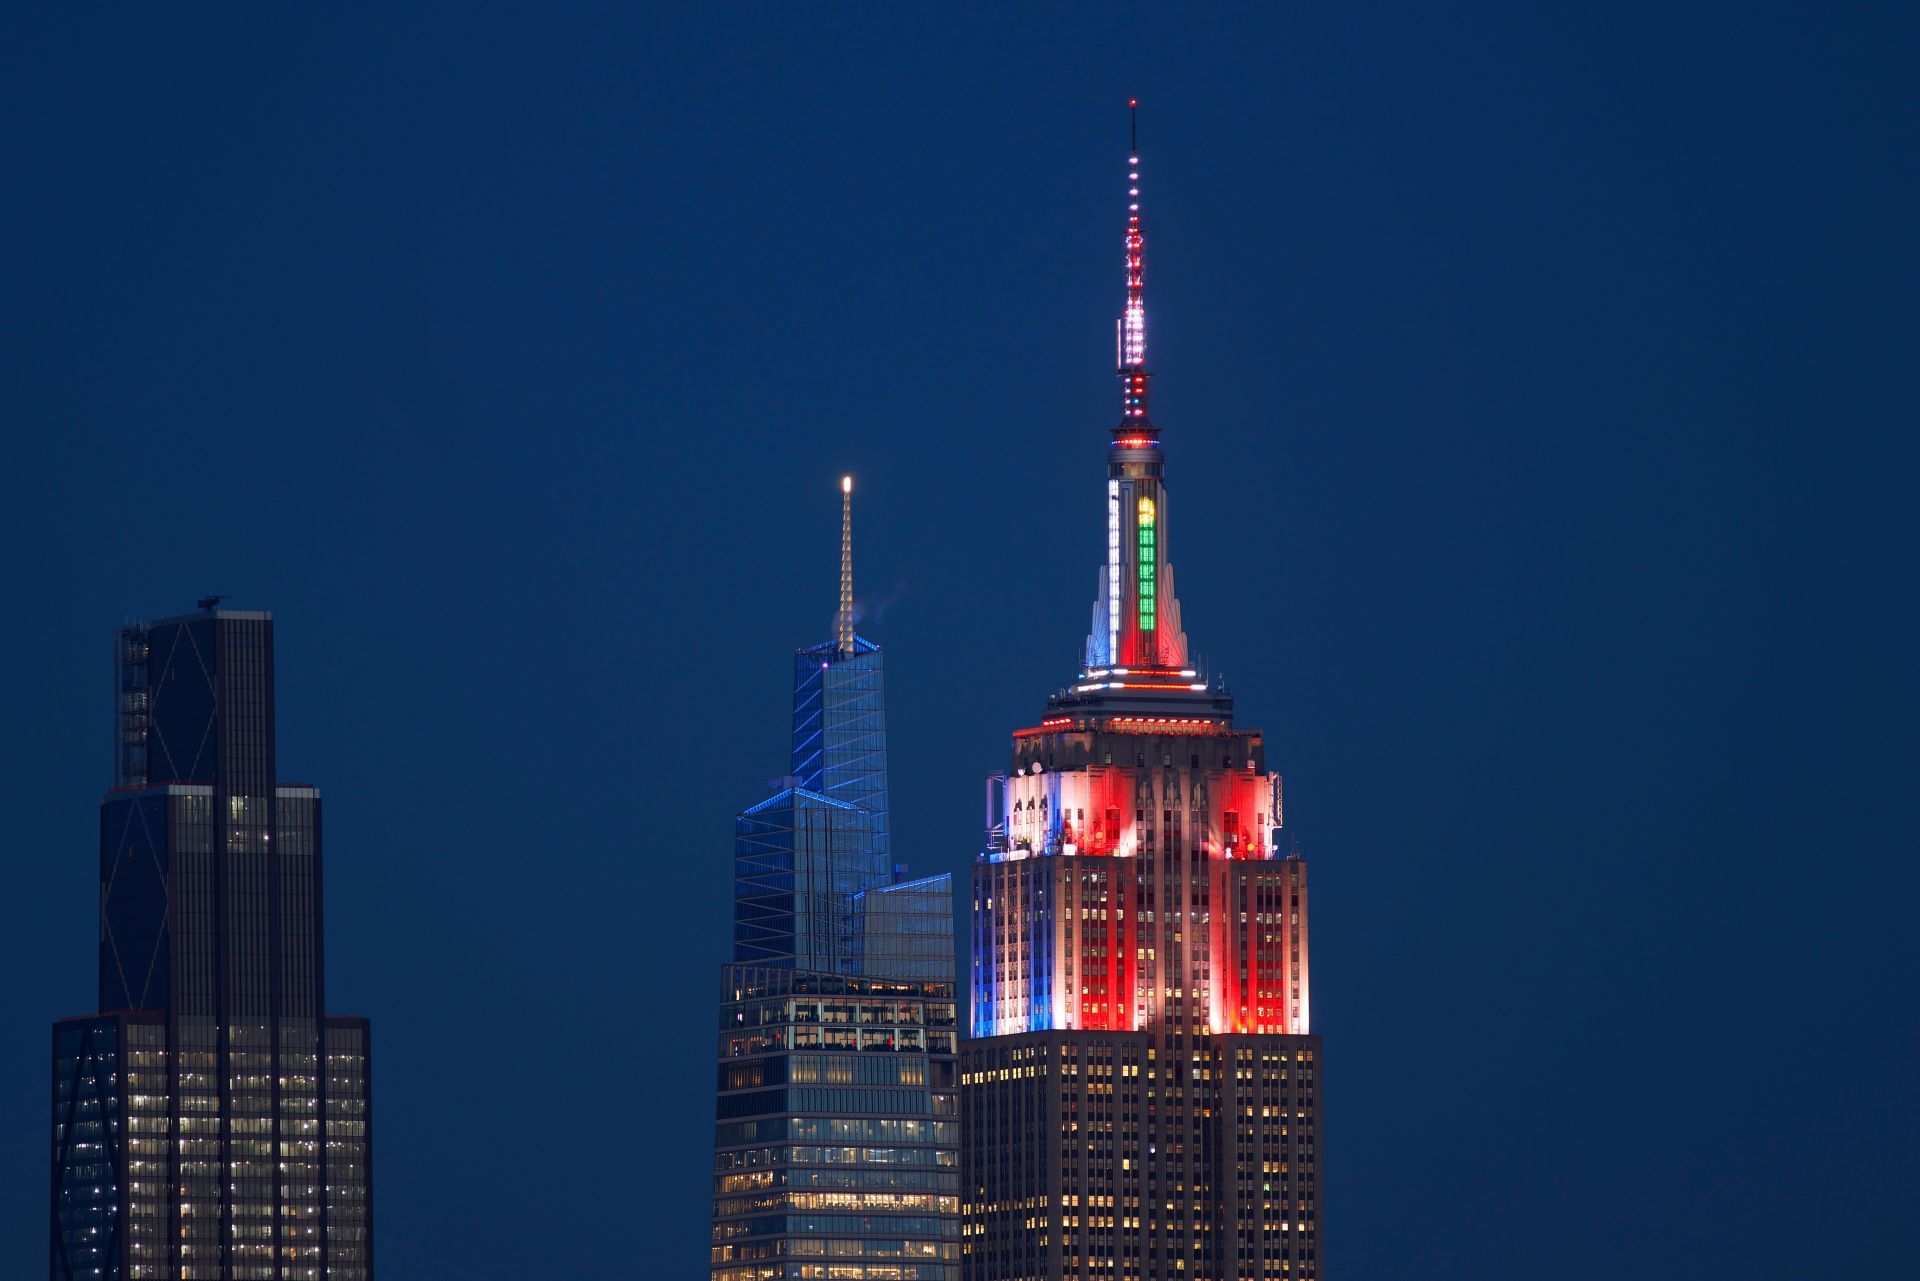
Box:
1118, 99, 1151, 432
837, 476, 856, 658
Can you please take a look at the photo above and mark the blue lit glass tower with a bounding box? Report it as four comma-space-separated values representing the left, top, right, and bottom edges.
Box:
791, 638, 889, 857
790, 477, 891, 856
732, 789, 887, 973
712, 480, 959, 1281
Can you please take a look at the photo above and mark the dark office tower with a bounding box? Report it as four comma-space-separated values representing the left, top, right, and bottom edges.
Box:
51, 607, 372, 1281
962, 108, 1322, 1281
791, 477, 891, 856
713, 485, 961, 1281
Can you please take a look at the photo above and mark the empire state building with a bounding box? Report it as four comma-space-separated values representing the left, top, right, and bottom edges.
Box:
962, 107, 1322, 1281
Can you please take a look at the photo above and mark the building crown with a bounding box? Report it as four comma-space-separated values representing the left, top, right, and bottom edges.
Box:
1069, 103, 1209, 714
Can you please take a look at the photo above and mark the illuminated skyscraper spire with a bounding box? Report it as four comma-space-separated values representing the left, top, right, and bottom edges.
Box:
837, 475, 855, 658
1118, 99, 1150, 431
1086, 101, 1191, 674
794, 475, 889, 854
966, 109, 1322, 1281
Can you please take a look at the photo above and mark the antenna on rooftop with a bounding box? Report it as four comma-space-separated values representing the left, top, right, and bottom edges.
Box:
837, 477, 856, 659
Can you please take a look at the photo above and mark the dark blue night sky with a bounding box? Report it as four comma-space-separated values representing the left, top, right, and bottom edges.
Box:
2, 5, 1914, 1277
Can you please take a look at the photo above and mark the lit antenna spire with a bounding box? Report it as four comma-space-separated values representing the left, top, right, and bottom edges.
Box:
838, 476, 856, 658
1117, 98, 1151, 433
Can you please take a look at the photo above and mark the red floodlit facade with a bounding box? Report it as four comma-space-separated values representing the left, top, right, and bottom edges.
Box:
961, 107, 1322, 1281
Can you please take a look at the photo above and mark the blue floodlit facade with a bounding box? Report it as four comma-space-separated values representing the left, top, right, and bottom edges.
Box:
734, 789, 888, 973
713, 492, 958, 1281
792, 636, 890, 858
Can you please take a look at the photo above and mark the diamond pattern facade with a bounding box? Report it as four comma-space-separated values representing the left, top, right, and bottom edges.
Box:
51, 609, 373, 1281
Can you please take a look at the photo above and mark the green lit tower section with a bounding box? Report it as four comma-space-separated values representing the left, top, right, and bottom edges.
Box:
1136, 493, 1157, 633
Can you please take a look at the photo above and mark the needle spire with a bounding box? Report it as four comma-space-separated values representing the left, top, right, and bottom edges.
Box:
837, 476, 856, 658
1117, 99, 1150, 432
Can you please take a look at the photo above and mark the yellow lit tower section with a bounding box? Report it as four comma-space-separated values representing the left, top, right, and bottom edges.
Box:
962, 104, 1321, 1281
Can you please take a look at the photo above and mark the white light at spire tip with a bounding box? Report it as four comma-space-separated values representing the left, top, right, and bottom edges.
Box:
842, 476, 852, 494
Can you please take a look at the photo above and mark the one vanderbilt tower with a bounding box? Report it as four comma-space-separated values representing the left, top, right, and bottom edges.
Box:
962, 107, 1322, 1281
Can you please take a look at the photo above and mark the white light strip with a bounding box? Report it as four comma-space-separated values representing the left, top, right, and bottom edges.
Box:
1106, 480, 1120, 662
1123, 303, 1146, 368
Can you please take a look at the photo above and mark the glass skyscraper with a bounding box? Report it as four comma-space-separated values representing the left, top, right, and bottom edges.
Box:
733, 789, 888, 974
855, 876, 961, 984
712, 485, 959, 1281
792, 636, 891, 859
51, 607, 372, 1281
